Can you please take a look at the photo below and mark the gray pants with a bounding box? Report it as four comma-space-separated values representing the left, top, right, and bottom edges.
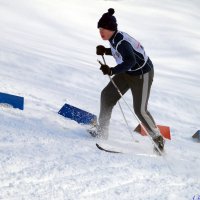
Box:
99, 70, 160, 139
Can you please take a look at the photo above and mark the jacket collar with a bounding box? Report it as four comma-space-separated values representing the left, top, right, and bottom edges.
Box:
109, 30, 118, 45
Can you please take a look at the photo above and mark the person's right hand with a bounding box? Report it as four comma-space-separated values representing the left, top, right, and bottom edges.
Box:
96, 45, 106, 55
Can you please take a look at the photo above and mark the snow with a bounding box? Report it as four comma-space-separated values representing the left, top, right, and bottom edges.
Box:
0, 0, 200, 199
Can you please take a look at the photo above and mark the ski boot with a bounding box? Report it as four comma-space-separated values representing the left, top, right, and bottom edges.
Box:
87, 124, 108, 140
153, 135, 165, 155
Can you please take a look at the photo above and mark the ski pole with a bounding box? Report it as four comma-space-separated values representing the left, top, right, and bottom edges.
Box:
100, 55, 164, 155
98, 58, 137, 143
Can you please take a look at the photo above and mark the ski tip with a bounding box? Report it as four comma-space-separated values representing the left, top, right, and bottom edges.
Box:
96, 143, 121, 153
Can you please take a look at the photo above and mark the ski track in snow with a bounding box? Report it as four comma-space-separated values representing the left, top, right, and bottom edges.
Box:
0, 0, 200, 199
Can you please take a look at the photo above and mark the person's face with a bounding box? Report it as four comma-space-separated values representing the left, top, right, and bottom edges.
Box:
99, 28, 115, 40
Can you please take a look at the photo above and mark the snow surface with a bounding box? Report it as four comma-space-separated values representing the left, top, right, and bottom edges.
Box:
0, 0, 200, 199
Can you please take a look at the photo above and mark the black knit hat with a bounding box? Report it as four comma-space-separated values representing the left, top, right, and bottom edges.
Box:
97, 8, 118, 31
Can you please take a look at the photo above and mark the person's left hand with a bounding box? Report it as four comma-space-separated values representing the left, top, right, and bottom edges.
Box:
100, 64, 112, 76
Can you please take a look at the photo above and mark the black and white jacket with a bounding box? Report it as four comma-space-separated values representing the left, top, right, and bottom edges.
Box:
106, 31, 154, 76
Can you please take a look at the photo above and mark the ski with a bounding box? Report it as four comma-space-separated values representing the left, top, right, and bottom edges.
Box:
96, 142, 162, 157
96, 143, 122, 153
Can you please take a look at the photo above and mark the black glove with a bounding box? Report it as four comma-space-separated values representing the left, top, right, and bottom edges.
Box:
100, 64, 112, 76
96, 45, 106, 55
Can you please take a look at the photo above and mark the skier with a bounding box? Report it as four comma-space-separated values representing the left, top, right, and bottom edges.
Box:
91, 8, 165, 151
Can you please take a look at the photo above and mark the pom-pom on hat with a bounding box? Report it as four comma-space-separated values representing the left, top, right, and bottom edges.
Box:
97, 8, 118, 31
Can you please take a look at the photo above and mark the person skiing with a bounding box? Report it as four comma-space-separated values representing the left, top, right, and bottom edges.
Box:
90, 8, 165, 151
